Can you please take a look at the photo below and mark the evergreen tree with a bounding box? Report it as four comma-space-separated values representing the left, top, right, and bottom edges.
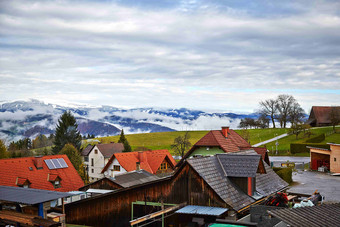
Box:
0, 139, 8, 159
60, 143, 82, 173
52, 111, 82, 154
118, 129, 132, 152
123, 140, 132, 153
118, 129, 127, 143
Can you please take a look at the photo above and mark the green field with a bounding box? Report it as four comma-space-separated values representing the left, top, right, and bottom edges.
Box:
265, 126, 340, 156
82, 128, 289, 155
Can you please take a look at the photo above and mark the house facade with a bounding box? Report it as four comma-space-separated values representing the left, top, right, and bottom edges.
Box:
101, 149, 177, 178
81, 143, 124, 182
0, 155, 84, 192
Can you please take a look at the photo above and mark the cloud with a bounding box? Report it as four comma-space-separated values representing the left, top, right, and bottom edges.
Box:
0, 0, 339, 112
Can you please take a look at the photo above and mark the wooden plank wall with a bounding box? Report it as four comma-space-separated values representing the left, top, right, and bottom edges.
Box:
65, 164, 227, 227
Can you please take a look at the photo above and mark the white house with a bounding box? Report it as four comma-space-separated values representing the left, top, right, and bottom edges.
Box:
81, 143, 124, 182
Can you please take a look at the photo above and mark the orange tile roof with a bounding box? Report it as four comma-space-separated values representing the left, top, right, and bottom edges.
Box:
102, 150, 176, 174
0, 155, 84, 192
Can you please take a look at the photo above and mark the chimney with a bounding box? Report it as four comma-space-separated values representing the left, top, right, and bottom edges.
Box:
136, 162, 140, 171
34, 156, 43, 169
221, 126, 230, 138
138, 151, 147, 163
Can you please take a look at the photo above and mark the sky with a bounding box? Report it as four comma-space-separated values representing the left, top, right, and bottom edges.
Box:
1, 0, 340, 113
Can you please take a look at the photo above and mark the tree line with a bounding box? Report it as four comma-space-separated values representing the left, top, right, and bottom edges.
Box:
239, 94, 305, 129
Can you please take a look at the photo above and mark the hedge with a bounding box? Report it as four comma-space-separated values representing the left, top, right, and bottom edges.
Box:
273, 167, 292, 184
290, 143, 330, 154
305, 134, 325, 143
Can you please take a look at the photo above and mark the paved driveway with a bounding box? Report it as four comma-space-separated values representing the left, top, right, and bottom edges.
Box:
287, 171, 340, 202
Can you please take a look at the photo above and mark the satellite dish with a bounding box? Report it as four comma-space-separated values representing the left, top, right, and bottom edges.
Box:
104, 171, 109, 177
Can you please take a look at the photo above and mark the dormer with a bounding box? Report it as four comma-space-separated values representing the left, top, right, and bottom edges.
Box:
16, 177, 31, 188
48, 174, 62, 189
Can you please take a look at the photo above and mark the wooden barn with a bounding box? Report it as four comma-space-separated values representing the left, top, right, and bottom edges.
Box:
307, 106, 340, 127
65, 150, 288, 226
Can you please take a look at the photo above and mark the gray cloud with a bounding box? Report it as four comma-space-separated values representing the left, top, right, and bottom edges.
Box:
0, 0, 339, 112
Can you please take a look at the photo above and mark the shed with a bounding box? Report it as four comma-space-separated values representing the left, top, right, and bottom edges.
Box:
309, 143, 340, 173
0, 186, 71, 226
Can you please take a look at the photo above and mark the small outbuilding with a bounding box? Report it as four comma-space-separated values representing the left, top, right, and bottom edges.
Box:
309, 143, 340, 173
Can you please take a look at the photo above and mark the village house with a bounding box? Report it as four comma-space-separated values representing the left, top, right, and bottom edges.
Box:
65, 150, 287, 226
0, 155, 84, 192
101, 149, 177, 177
177, 126, 270, 166
307, 106, 340, 127
81, 143, 124, 182
309, 143, 340, 173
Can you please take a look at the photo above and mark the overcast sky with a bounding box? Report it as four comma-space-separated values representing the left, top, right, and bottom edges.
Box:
1, 0, 339, 113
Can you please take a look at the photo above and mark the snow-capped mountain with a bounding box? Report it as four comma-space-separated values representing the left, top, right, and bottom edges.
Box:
0, 99, 258, 142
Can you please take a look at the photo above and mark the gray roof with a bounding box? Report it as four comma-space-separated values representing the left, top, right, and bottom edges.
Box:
187, 156, 255, 211
187, 153, 288, 211
81, 144, 94, 156
0, 186, 71, 205
256, 161, 288, 196
216, 154, 261, 177
176, 205, 228, 216
110, 170, 160, 188
268, 203, 340, 227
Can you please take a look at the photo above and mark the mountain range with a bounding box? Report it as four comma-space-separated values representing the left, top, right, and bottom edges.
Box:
0, 100, 258, 142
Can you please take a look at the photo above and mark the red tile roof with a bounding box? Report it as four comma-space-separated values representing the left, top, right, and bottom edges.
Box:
102, 150, 176, 174
0, 155, 84, 192
178, 129, 251, 166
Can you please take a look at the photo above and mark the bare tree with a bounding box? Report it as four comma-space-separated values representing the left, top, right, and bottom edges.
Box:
276, 94, 296, 128
259, 99, 278, 128
289, 102, 305, 126
330, 107, 340, 132
171, 131, 192, 158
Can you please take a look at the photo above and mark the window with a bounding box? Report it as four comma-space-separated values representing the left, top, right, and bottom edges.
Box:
95, 149, 98, 154
335, 158, 337, 162
84, 156, 89, 162
91, 158, 94, 166
113, 165, 121, 171
160, 162, 167, 170
91, 168, 94, 173
54, 180, 61, 189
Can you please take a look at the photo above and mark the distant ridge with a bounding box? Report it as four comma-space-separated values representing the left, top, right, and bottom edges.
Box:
0, 100, 259, 142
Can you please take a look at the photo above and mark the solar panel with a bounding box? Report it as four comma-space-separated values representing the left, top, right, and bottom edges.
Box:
52, 159, 62, 169
58, 158, 68, 168
44, 159, 55, 170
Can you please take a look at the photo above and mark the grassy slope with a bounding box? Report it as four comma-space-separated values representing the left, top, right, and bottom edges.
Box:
265, 126, 340, 156
96, 131, 209, 151
83, 128, 289, 155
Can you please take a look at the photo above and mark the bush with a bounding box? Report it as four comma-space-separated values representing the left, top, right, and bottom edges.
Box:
290, 143, 330, 154
273, 167, 292, 184
305, 134, 325, 143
